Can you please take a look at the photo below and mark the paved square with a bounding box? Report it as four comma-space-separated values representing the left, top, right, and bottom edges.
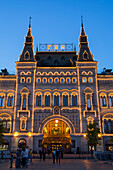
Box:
0, 159, 113, 170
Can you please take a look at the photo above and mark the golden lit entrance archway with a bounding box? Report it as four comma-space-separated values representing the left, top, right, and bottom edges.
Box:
42, 119, 72, 152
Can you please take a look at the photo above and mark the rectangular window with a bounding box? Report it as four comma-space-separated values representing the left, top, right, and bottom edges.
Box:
54, 95, 59, 106
63, 95, 68, 106
72, 95, 77, 106
36, 95, 41, 106
23, 98, 26, 109
45, 95, 50, 106
87, 98, 91, 110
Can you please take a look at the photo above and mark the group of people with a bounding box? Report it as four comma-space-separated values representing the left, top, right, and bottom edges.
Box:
39, 146, 64, 164
10, 147, 32, 168
52, 147, 64, 164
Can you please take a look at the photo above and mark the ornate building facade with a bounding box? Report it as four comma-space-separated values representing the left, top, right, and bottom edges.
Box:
0, 21, 113, 152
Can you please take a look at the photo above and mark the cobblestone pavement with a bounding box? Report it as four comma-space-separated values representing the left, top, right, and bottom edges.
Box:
0, 159, 113, 170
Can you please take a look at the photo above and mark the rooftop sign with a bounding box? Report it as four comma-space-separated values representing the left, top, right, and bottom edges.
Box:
39, 43, 73, 51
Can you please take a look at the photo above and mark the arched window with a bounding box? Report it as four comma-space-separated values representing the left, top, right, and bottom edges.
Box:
7, 96, 13, 107
36, 95, 41, 106
87, 97, 91, 110
104, 119, 107, 132
109, 96, 113, 107
63, 95, 68, 106
24, 51, 30, 60
104, 117, 113, 134
45, 95, 50, 106
22, 96, 26, 110
54, 95, 59, 106
0, 95, 4, 107
0, 114, 11, 132
72, 95, 77, 106
108, 119, 112, 133
101, 95, 107, 107
20, 117, 27, 131
20, 87, 30, 110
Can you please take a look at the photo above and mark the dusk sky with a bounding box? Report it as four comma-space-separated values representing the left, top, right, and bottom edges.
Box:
0, 0, 113, 74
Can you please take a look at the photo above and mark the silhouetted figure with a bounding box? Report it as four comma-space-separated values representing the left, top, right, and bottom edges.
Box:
42, 147, 46, 161
61, 146, 64, 159
52, 150, 56, 164
39, 148, 42, 160
21, 147, 26, 167
10, 155, 14, 168
56, 148, 60, 164
16, 149, 21, 168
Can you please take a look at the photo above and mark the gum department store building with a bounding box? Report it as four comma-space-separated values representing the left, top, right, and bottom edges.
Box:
0, 20, 113, 153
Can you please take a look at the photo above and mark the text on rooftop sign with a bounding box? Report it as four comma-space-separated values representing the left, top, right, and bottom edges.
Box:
39, 44, 73, 51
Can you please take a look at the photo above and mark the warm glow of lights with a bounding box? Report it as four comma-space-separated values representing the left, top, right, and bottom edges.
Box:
28, 132, 32, 137
14, 132, 18, 137
55, 120, 58, 123
98, 134, 101, 137
54, 45, 58, 50
83, 134, 86, 138
55, 124, 58, 127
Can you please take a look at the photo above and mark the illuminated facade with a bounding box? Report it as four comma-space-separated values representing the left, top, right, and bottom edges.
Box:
0, 21, 113, 152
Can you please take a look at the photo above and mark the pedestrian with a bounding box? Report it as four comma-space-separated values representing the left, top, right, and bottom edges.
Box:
21, 147, 26, 167
16, 149, 21, 168
42, 147, 46, 161
61, 146, 64, 159
10, 154, 14, 168
25, 146, 30, 167
52, 150, 56, 164
39, 148, 42, 160
29, 149, 32, 163
56, 147, 60, 164
48, 147, 51, 155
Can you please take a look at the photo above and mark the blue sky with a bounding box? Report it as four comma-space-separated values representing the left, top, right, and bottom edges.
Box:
0, 0, 113, 73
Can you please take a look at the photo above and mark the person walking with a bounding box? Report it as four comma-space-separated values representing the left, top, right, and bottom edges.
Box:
39, 148, 42, 160
56, 148, 60, 164
52, 150, 56, 164
61, 146, 64, 159
16, 149, 21, 168
21, 147, 26, 167
25, 146, 30, 167
29, 149, 32, 163
42, 147, 46, 161
10, 154, 14, 168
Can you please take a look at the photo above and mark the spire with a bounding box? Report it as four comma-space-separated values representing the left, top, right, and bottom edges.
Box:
81, 16, 85, 36
29, 16, 31, 28
78, 18, 94, 61
27, 17, 32, 37
18, 17, 36, 62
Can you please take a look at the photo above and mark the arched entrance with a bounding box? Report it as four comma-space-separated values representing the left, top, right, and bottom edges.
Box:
18, 139, 27, 148
42, 119, 72, 152
0, 139, 9, 150
105, 140, 113, 151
